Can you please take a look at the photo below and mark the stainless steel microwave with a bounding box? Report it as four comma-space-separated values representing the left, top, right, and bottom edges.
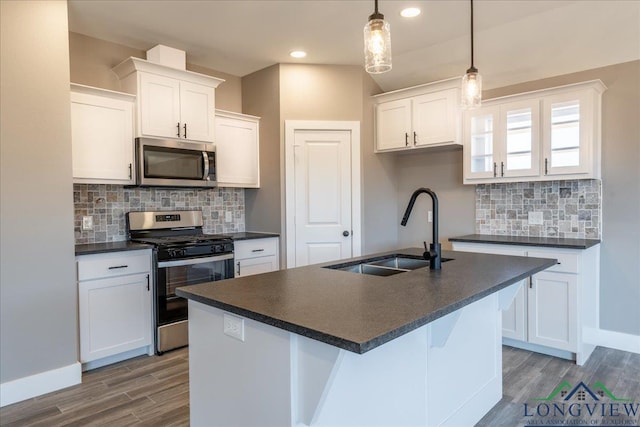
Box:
135, 138, 216, 188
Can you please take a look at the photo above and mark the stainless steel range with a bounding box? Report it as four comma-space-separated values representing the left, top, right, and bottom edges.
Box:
127, 210, 234, 354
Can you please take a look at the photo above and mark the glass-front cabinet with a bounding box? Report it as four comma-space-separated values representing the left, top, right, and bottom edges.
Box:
464, 100, 539, 181
463, 80, 605, 184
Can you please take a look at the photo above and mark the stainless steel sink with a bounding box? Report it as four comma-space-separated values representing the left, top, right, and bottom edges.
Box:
324, 254, 453, 276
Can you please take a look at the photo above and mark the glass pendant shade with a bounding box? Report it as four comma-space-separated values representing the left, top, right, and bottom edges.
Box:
364, 17, 392, 74
461, 68, 482, 109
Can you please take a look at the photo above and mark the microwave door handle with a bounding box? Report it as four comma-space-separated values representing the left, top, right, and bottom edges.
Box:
203, 152, 210, 180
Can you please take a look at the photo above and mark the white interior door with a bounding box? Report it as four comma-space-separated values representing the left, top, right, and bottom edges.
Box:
293, 130, 352, 267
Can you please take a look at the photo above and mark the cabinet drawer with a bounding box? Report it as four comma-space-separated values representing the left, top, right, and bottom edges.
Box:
527, 250, 578, 274
78, 250, 151, 281
234, 237, 278, 260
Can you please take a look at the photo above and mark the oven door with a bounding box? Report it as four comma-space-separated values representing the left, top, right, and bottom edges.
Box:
156, 253, 234, 326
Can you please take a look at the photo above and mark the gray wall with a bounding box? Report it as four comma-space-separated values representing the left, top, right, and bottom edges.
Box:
1, 0, 78, 383
242, 65, 281, 235
69, 32, 242, 112
396, 61, 640, 336
396, 148, 476, 250
242, 64, 398, 261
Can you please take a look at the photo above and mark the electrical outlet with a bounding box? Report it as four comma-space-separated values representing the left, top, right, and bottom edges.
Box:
223, 313, 244, 341
428, 210, 433, 223
528, 211, 544, 225
82, 216, 93, 231
225, 211, 233, 222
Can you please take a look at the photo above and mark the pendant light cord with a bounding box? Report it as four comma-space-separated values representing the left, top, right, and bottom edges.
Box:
470, 0, 475, 69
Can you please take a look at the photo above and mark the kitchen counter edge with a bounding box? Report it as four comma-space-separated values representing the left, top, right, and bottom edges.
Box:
75, 241, 154, 256
449, 234, 600, 249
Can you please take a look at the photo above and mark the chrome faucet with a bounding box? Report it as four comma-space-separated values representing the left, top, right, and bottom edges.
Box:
400, 188, 441, 270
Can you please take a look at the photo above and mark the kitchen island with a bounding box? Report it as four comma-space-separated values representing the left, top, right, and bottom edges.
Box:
177, 248, 556, 427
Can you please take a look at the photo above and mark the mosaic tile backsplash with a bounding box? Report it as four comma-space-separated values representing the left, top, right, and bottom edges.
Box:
475, 180, 601, 239
74, 184, 245, 244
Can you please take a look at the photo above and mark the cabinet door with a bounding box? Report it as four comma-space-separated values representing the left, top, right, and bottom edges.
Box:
79, 273, 152, 362
412, 89, 458, 147
463, 106, 500, 180
451, 242, 527, 340
375, 99, 411, 151
502, 280, 528, 341
215, 115, 260, 187
139, 73, 181, 139
180, 81, 215, 143
542, 90, 592, 176
501, 99, 540, 178
71, 91, 134, 184
528, 271, 577, 352
236, 255, 278, 278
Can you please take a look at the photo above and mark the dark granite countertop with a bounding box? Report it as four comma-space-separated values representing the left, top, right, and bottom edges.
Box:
176, 248, 556, 354
224, 232, 280, 241
449, 234, 600, 249
75, 241, 153, 256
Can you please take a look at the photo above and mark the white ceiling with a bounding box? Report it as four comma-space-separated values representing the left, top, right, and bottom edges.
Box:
68, 0, 640, 92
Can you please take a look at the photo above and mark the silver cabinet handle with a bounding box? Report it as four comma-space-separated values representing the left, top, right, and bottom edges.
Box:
251, 249, 264, 253
183, 123, 187, 139
493, 162, 497, 177
545, 158, 549, 175
501, 161, 504, 177
413, 131, 417, 146
236, 261, 241, 276
405, 132, 409, 146
177, 122, 181, 137
108, 265, 128, 270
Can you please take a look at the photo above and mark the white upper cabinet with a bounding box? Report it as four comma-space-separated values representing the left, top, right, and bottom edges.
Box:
215, 110, 260, 188
70, 84, 135, 184
463, 80, 605, 184
374, 78, 461, 152
465, 99, 540, 181
113, 57, 223, 144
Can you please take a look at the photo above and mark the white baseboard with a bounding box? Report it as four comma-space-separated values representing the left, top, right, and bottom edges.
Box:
583, 327, 640, 354
82, 346, 151, 372
0, 362, 81, 408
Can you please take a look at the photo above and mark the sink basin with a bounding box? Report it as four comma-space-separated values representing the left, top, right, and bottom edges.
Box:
324, 254, 453, 276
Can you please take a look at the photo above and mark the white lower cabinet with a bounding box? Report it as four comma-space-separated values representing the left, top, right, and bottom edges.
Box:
234, 237, 279, 278
77, 249, 153, 369
528, 271, 577, 352
452, 241, 599, 365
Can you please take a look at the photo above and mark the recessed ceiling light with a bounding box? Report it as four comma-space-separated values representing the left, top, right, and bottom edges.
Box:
290, 50, 307, 59
400, 7, 421, 18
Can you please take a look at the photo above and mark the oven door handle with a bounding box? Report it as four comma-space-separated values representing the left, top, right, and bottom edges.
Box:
158, 253, 234, 268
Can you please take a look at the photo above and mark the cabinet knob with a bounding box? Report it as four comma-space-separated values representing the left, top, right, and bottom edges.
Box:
343, 230, 350, 237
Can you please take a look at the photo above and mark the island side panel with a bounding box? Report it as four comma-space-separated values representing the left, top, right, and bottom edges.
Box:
188, 301, 293, 427
426, 291, 503, 426
188, 293, 505, 427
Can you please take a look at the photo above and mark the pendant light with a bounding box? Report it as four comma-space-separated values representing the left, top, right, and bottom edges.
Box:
364, 0, 392, 74
461, 0, 482, 108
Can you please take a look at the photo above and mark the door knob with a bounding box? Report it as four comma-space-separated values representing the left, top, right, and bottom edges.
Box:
343, 230, 350, 237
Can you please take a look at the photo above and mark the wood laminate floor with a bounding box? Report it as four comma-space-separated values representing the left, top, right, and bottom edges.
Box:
1, 346, 638, 426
